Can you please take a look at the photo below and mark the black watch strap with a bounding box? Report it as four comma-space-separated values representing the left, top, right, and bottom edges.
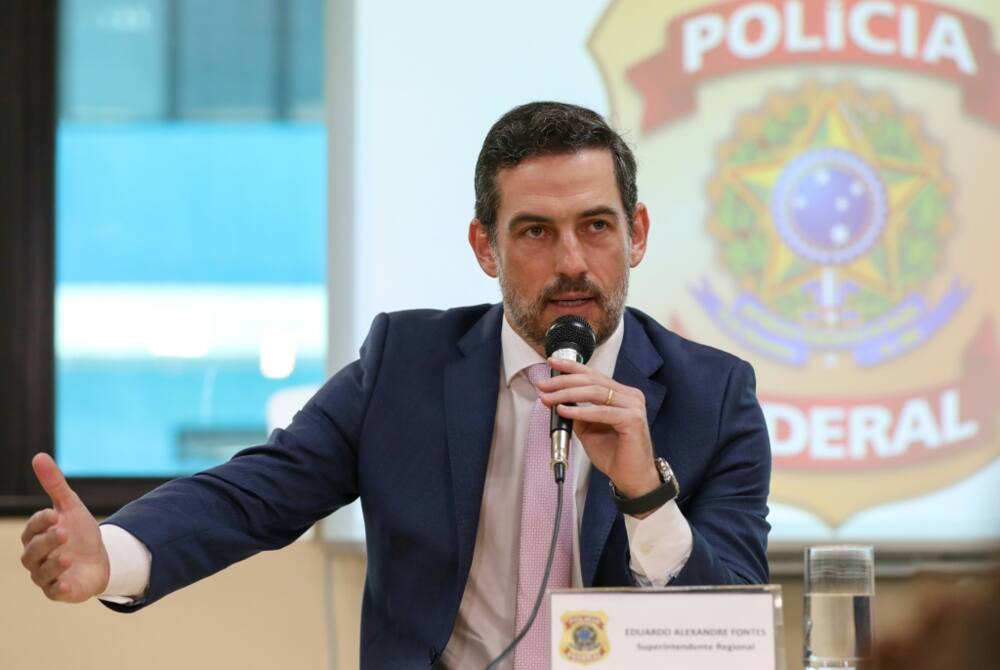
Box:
608, 457, 679, 516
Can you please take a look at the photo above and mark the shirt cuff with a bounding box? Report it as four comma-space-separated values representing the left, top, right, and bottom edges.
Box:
96, 524, 152, 603
623, 500, 693, 587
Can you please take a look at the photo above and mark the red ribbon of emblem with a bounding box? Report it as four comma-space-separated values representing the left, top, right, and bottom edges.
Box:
762, 319, 999, 471
628, 0, 1000, 131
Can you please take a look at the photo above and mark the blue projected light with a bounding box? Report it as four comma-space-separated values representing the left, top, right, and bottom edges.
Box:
56, 123, 328, 477
57, 123, 326, 284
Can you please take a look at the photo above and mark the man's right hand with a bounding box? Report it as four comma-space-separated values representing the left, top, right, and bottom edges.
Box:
20, 453, 110, 603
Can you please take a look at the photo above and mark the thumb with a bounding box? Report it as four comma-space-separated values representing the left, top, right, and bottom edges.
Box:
31, 453, 80, 511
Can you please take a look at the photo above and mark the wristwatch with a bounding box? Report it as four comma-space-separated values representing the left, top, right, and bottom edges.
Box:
608, 457, 680, 516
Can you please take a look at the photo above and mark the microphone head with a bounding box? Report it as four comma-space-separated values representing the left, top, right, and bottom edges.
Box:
544, 315, 597, 363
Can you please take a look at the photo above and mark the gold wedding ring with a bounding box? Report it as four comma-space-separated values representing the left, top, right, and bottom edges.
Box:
605, 387, 615, 406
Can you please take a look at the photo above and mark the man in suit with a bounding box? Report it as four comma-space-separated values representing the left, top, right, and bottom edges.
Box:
20, 102, 770, 668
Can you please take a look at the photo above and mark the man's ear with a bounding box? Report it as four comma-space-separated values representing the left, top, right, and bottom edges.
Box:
628, 202, 650, 268
469, 219, 499, 278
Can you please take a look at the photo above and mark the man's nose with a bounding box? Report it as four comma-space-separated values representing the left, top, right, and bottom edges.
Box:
554, 232, 588, 276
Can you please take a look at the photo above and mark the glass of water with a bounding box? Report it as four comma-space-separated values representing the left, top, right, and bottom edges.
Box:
803, 545, 875, 669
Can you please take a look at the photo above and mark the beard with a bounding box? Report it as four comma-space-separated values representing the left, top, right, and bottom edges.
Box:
498, 264, 629, 350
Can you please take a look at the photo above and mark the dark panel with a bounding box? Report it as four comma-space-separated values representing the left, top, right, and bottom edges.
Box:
0, 0, 57, 506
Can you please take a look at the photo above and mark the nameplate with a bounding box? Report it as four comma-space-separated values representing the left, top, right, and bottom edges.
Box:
550, 585, 782, 669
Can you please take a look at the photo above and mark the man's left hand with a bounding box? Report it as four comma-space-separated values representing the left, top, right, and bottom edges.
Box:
536, 357, 661, 515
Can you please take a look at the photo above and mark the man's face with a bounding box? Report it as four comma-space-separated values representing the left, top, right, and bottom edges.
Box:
469, 149, 649, 351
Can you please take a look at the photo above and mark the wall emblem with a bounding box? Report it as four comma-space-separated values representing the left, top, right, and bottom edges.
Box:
590, 0, 1000, 525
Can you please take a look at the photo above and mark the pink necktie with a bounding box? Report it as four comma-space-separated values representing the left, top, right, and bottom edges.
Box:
514, 362, 574, 670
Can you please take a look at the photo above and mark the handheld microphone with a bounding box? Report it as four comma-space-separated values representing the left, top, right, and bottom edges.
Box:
543, 315, 597, 483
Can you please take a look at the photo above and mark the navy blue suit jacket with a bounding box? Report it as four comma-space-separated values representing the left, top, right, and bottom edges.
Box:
104, 304, 770, 667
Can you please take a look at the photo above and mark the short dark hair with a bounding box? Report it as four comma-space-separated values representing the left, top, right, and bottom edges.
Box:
474, 101, 638, 242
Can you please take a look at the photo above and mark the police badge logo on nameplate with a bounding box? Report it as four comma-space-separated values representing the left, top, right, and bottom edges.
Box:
550, 586, 783, 669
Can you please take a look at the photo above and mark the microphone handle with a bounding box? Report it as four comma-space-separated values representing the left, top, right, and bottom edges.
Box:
549, 369, 575, 436
547, 349, 582, 482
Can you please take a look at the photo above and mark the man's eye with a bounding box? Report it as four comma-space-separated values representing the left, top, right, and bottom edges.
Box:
590, 220, 609, 231
526, 225, 545, 238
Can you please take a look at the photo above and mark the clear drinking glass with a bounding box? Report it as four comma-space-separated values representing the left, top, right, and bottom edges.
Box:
803, 545, 875, 669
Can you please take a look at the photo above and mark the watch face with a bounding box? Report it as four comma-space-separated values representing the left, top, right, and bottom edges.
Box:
655, 458, 679, 498
655, 458, 672, 481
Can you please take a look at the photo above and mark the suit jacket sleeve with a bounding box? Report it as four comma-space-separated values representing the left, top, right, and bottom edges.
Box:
669, 359, 771, 586
101, 313, 391, 611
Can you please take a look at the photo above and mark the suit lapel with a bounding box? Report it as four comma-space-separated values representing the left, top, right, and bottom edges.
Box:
580, 310, 667, 586
444, 305, 503, 594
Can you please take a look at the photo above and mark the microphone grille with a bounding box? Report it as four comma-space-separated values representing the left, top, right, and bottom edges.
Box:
544, 315, 597, 362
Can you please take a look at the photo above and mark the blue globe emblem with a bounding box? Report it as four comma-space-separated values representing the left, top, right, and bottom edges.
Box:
771, 148, 888, 265
572, 624, 599, 651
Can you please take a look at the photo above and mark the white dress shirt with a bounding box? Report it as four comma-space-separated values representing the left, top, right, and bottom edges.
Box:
439, 316, 691, 667
99, 314, 693, 667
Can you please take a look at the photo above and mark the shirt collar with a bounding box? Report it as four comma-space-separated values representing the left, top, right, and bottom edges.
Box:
500, 312, 625, 387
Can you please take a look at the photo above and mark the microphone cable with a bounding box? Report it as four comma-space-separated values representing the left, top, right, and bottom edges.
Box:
484, 474, 565, 670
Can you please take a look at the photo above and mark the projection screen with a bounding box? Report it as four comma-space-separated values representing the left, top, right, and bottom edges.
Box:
331, 0, 1000, 554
